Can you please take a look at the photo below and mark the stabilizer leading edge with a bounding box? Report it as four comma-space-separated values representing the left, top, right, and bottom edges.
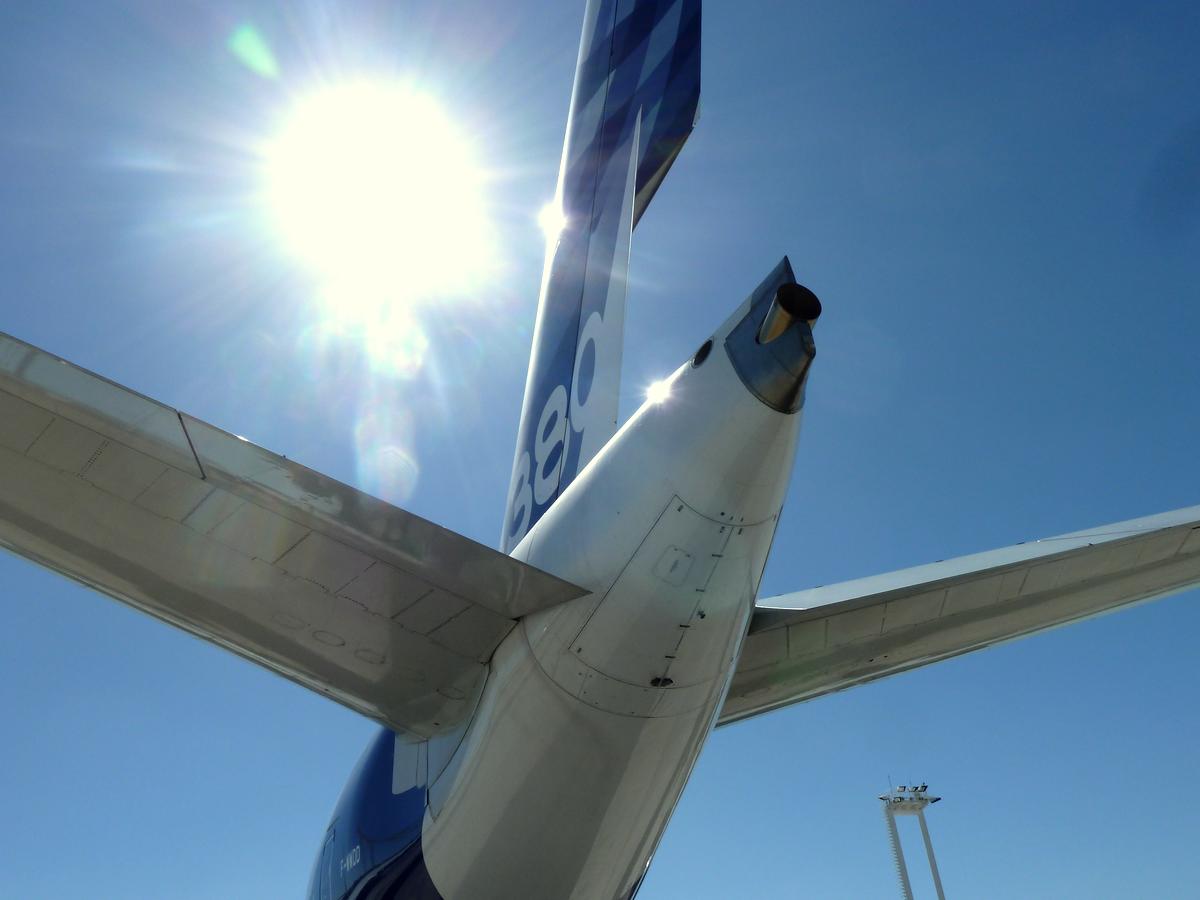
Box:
721, 505, 1200, 725
0, 332, 585, 737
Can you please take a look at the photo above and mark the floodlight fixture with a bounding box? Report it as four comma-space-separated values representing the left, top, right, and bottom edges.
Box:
879, 783, 946, 900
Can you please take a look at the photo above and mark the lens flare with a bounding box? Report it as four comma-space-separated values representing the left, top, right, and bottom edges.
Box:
228, 25, 280, 79
362, 309, 430, 380
354, 403, 420, 505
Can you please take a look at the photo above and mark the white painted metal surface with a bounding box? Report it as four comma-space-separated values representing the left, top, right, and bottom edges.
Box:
0, 331, 584, 737
723, 506, 1200, 724
421, 284, 806, 899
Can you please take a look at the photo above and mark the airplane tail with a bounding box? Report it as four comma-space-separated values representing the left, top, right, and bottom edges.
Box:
502, 0, 701, 552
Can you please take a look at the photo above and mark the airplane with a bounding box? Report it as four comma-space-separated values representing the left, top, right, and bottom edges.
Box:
1, 1, 1198, 898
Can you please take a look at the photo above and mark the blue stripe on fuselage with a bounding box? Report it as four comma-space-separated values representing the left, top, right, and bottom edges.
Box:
307, 728, 444, 900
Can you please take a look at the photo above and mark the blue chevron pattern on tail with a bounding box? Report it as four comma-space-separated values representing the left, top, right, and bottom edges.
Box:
502, 0, 701, 552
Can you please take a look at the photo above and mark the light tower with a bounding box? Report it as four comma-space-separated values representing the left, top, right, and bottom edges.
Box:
879, 784, 946, 900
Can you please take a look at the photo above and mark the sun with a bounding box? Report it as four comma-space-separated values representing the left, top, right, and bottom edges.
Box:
261, 79, 495, 322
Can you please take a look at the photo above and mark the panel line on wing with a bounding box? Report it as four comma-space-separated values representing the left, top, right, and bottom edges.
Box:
176, 410, 207, 480
721, 506, 1200, 726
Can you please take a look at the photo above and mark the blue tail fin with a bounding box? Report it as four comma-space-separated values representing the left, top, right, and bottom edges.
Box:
502, 0, 701, 552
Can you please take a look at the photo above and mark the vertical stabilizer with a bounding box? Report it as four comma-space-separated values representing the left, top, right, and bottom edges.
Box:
502, 0, 701, 551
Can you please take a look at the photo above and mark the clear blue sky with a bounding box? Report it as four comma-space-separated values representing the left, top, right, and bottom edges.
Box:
2, 1, 1199, 897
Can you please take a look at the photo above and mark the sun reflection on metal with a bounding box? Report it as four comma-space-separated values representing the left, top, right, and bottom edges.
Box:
537, 200, 567, 243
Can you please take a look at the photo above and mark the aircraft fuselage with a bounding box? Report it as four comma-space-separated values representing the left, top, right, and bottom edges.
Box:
308, 261, 816, 900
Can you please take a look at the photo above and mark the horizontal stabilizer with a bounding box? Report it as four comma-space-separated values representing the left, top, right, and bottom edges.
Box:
0, 333, 586, 736
720, 505, 1200, 726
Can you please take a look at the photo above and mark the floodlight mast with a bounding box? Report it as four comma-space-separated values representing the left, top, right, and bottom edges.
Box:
882, 798, 915, 900
879, 785, 946, 900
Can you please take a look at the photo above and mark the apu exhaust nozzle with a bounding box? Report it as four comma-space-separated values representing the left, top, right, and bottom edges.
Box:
725, 259, 821, 414
757, 282, 822, 344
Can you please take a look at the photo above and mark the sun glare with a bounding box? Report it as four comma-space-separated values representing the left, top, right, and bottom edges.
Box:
261, 80, 495, 321
646, 378, 673, 404
537, 200, 567, 242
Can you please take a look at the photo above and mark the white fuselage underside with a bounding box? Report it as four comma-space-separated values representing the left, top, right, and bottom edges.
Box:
420, 296, 805, 899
